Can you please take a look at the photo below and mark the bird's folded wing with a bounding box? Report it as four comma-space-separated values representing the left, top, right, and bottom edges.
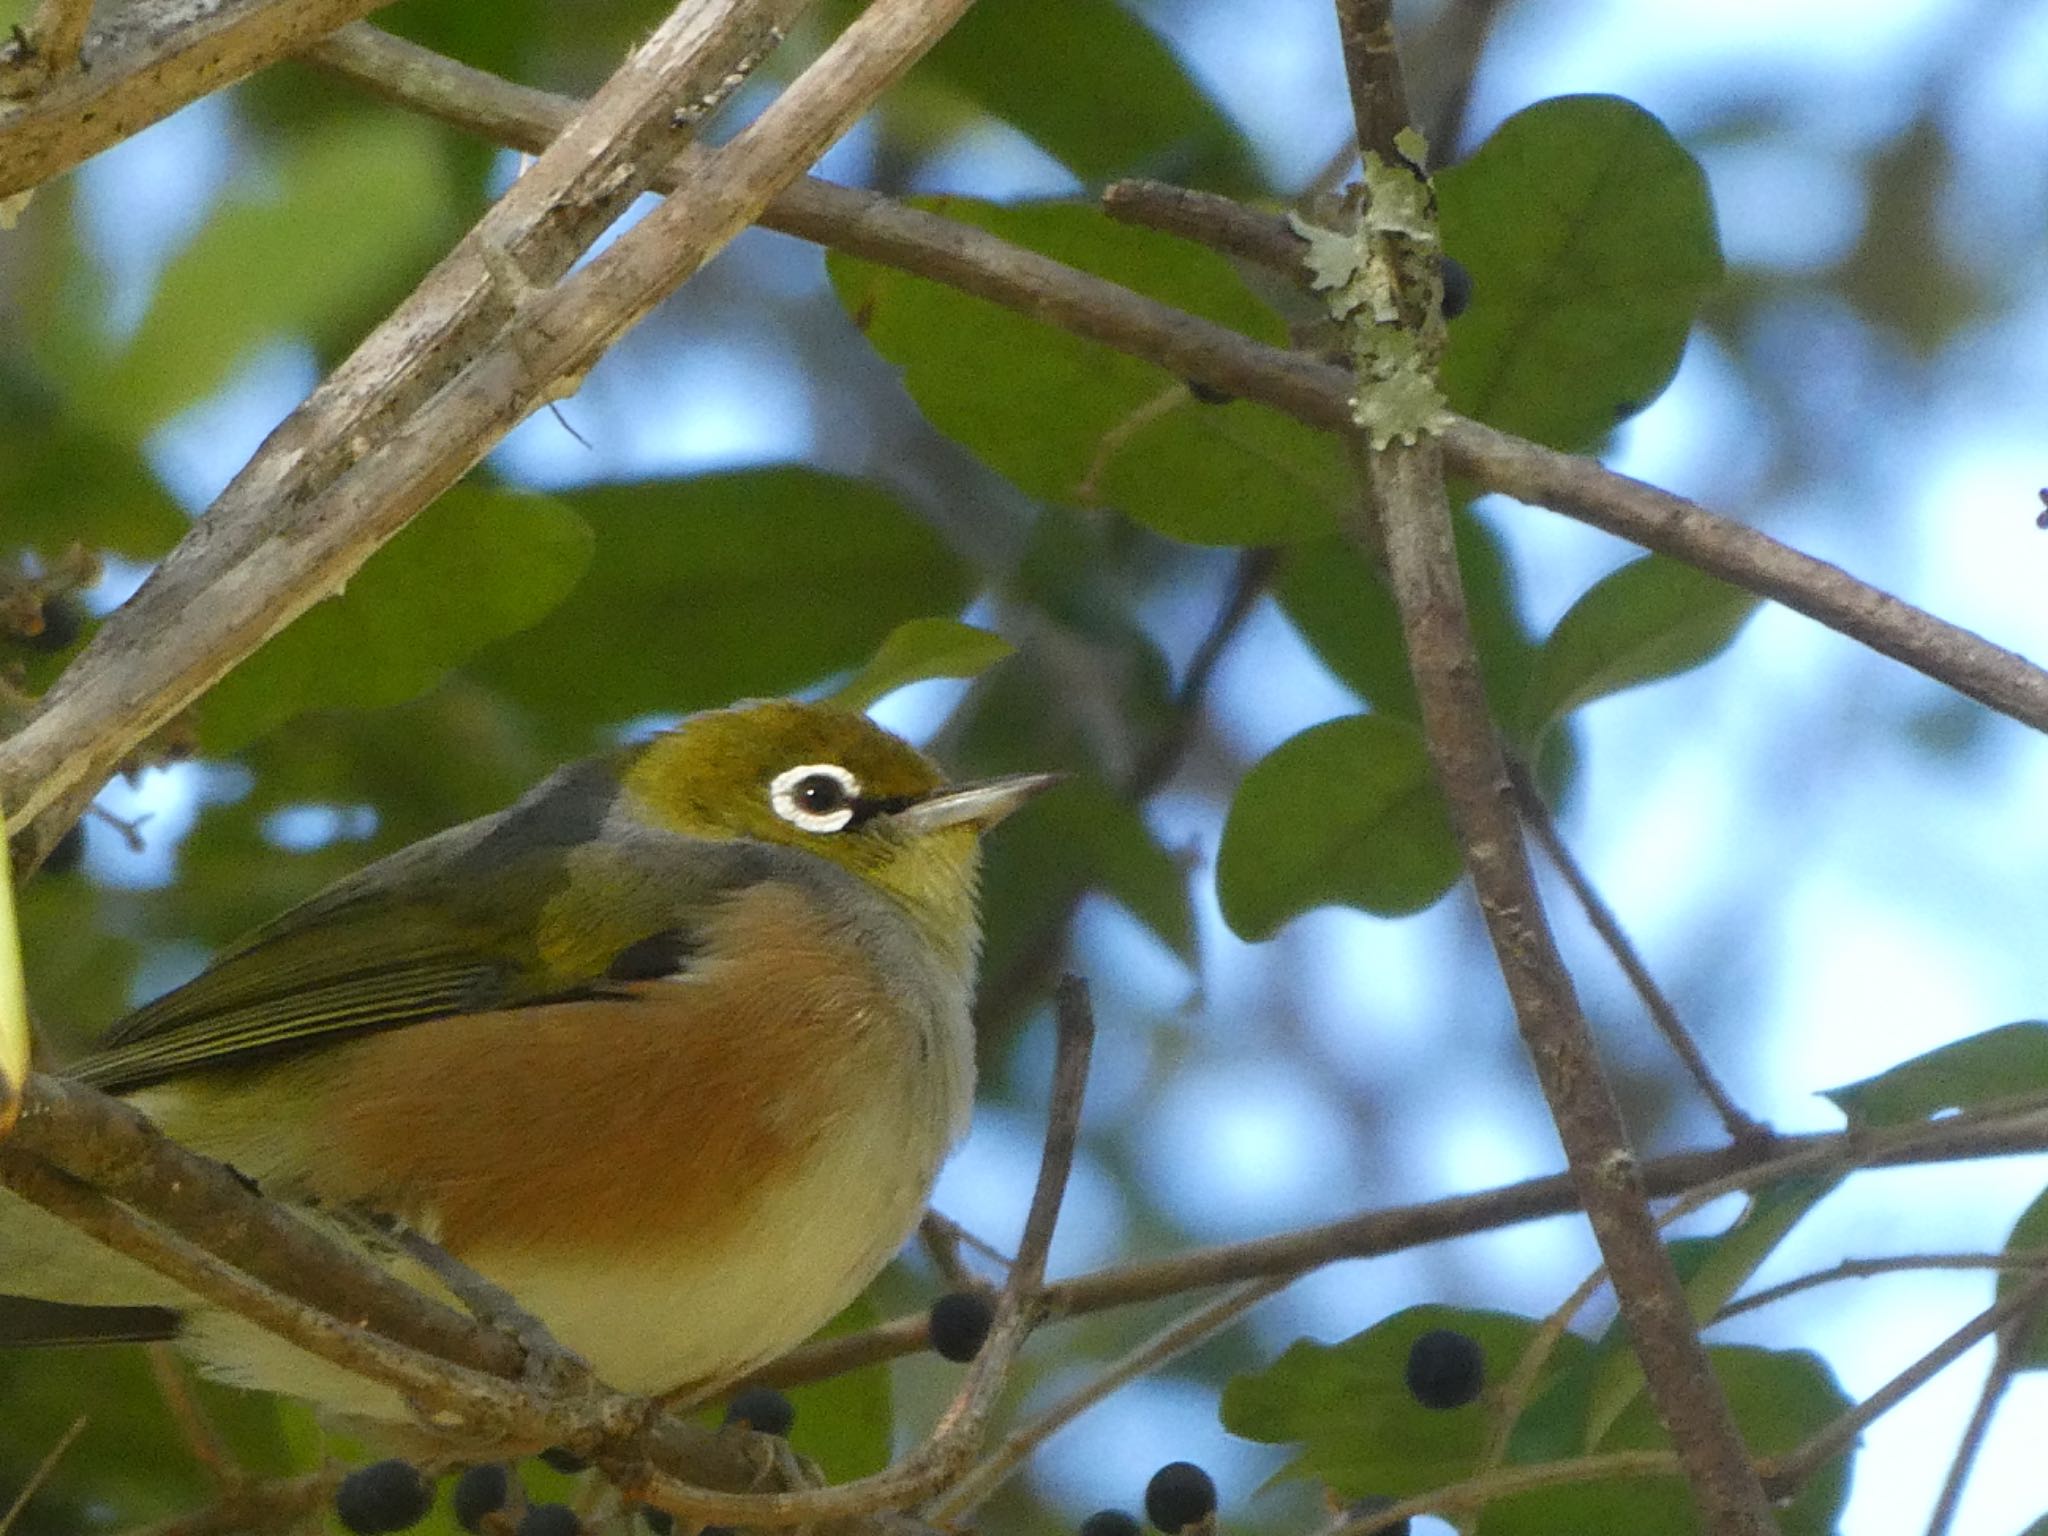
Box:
68, 838, 722, 1095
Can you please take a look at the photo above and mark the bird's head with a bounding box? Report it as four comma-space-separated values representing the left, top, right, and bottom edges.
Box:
621, 699, 1058, 964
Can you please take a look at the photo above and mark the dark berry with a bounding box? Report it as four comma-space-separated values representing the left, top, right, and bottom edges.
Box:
1404, 1328, 1484, 1409
639, 1508, 676, 1535
1186, 379, 1234, 405
538, 1446, 589, 1474
333, 1459, 434, 1535
1144, 1461, 1217, 1534
1344, 1495, 1409, 1535
928, 1290, 995, 1363
1439, 256, 1473, 320
517, 1505, 581, 1536
724, 1385, 795, 1438
453, 1464, 510, 1533
1080, 1510, 1143, 1536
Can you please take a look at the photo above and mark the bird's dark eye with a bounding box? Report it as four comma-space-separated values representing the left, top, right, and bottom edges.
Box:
793, 774, 847, 814
769, 762, 863, 833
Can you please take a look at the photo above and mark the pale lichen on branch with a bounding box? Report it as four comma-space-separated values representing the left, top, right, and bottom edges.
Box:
1290, 134, 1449, 448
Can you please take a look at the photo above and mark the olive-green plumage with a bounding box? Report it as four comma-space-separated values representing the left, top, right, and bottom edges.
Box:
2, 698, 1057, 1417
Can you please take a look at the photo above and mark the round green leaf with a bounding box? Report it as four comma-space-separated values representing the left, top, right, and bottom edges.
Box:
199, 485, 594, 754
469, 468, 976, 744
830, 617, 1013, 711
913, 0, 1264, 196
1278, 509, 1535, 725
1437, 94, 1723, 451
1518, 554, 1757, 747
830, 200, 1340, 546
1217, 714, 1460, 940
1221, 1305, 1588, 1499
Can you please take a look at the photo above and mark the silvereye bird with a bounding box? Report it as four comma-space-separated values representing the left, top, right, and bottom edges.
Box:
0, 698, 1057, 1419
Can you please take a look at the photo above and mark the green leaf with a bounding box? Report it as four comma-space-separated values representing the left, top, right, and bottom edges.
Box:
1999, 1183, 2048, 1370
782, 1297, 894, 1482
913, 0, 1264, 195
1437, 95, 1723, 451
1277, 509, 1535, 724
200, 485, 594, 754
1822, 1022, 2048, 1128
831, 618, 1013, 711
1517, 554, 1757, 747
0, 417, 189, 557
831, 200, 1340, 546
60, 115, 455, 436
1584, 1179, 1835, 1444
1217, 714, 1459, 940
1221, 1305, 1589, 1498
1481, 1347, 1849, 1536
469, 469, 976, 746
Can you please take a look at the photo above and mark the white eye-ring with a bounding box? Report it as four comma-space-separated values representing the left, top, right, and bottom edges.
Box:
770, 763, 862, 834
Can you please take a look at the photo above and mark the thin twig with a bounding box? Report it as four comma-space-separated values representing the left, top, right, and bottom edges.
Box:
1764, 1267, 2048, 1497
0, 1148, 541, 1434
1011, 975, 1095, 1296
1325, 5, 1775, 1530
1321, 1449, 1682, 1536
10, 1074, 524, 1377
0, 1414, 88, 1536
1923, 1280, 2048, 1536
1717, 1251, 2048, 1324
1101, 180, 1306, 274
146, 1346, 235, 1484
973, 547, 1277, 1031
930, 1275, 1287, 1521
758, 1103, 2048, 1389
1508, 760, 1764, 1143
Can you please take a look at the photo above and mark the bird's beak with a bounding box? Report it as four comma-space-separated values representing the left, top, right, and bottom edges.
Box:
890, 771, 1065, 834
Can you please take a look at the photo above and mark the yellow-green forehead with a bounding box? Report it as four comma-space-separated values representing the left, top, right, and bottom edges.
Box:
638, 700, 946, 802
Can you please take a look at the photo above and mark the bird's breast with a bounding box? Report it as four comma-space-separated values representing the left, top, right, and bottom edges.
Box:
296, 883, 961, 1391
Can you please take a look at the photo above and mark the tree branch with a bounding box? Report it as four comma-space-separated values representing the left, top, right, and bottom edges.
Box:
301, 21, 2048, 752
0, 0, 959, 871
927, 1276, 1287, 1522
0, 0, 393, 187
1762, 1268, 2048, 1498
1323, 7, 1774, 1530
761, 1099, 2048, 1388
1508, 760, 1763, 1143
1922, 1279, 2048, 1536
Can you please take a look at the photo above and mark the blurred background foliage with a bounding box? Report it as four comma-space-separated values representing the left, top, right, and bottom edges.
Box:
3, 0, 2048, 1533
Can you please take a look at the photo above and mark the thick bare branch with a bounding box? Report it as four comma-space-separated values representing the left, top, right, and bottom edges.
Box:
0, 0, 912, 869
0, 0, 392, 188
